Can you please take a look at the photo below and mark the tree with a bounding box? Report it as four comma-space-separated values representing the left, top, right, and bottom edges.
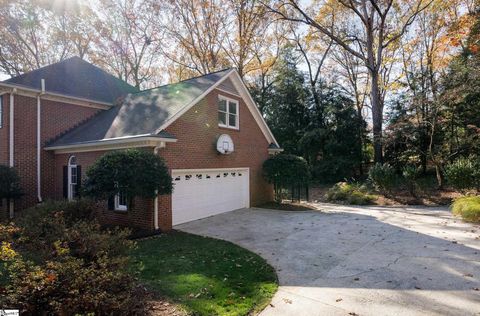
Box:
0, 165, 23, 217
0, 0, 97, 77
83, 150, 173, 208
94, 0, 165, 88
298, 85, 366, 182
262, 46, 311, 155
265, 0, 433, 163
263, 154, 310, 201
162, 0, 230, 76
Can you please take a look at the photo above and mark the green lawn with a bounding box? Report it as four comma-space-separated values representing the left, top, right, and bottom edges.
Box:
130, 231, 278, 316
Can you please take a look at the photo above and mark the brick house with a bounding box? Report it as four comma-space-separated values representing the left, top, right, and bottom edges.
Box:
0, 57, 281, 231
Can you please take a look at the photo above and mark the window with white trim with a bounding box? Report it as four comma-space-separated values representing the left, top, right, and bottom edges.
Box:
115, 191, 128, 211
218, 96, 239, 129
0, 95, 3, 128
67, 156, 78, 200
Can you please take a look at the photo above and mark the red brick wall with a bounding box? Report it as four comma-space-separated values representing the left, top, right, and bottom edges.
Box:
8, 94, 99, 210
157, 88, 273, 230
6, 85, 274, 231
54, 149, 155, 230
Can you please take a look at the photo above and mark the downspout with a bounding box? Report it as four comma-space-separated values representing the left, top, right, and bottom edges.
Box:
9, 88, 16, 218
153, 146, 161, 230
37, 79, 45, 203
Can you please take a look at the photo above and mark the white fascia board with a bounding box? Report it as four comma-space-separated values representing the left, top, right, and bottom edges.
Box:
154, 69, 236, 133
44, 135, 177, 153
154, 69, 280, 148
228, 71, 280, 147
0, 82, 112, 109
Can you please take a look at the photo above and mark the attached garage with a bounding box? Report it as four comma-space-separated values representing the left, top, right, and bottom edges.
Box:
172, 168, 250, 225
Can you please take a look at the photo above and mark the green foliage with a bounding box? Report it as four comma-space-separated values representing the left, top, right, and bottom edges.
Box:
0, 201, 146, 314
325, 182, 376, 205
0, 165, 23, 201
368, 163, 397, 193
258, 46, 311, 155
252, 47, 367, 182
299, 88, 366, 182
451, 196, 480, 223
402, 165, 420, 197
131, 231, 278, 316
263, 154, 310, 201
83, 149, 173, 202
444, 157, 480, 191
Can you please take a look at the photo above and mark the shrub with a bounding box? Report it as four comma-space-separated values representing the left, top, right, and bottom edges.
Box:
402, 165, 420, 197
0, 201, 146, 314
444, 157, 480, 192
451, 196, 480, 223
83, 149, 173, 206
325, 182, 376, 205
263, 154, 310, 202
0, 165, 23, 216
368, 163, 397, 194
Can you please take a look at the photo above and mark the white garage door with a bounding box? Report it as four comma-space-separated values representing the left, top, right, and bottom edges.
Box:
172, 168, 249, 225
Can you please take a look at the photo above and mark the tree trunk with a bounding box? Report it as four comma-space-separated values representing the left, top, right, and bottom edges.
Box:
370, 70, 383, 163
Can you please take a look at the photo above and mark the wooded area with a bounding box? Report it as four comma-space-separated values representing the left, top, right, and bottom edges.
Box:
0, 0, 479, 187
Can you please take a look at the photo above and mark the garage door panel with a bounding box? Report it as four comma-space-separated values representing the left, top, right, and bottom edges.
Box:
172, 169, 249, 225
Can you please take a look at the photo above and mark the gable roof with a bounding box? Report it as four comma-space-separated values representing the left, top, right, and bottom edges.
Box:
47, 68, 235, 148
4, 56, 139, 103
46, 68, 279, 151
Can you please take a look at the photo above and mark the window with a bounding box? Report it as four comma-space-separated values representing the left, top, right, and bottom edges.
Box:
67, 156, 78, 200
115, 191, 128, 211
0, 95, 3, 128
218, 96, 239, 129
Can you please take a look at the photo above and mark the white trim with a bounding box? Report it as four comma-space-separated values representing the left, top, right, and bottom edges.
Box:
155, 69, 236, 134
155, 69, 279, 147
0, 82, 112, 109
37, 95, 42, 203
9, 91, 14, 167
172, 167, 249, 173
67, 155, 77, 200
114, 193, 128, 211
218, 94, 239, 130
215, 87, 241, 98
268, 148, 284, 155
229, 71, 280, 147
44, 135, 177, 153
153, 146, 161, 230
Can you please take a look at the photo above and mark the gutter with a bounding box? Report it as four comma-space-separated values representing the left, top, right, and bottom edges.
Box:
153, 145, 165, 231
44, 135, 177, 152
0, 82, 113, 109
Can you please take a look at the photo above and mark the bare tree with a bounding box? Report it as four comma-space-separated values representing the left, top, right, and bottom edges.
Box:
163, 0, 229, 76
94, 0, 165, 88
265, 0, 433, 163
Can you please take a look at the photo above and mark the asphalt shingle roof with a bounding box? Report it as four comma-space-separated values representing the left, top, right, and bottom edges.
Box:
48, 68, 234, 147
4, 56, 139, 103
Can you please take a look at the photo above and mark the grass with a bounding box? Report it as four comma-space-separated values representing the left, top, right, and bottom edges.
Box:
451, 196, 480, 223
130, 231, 278, 316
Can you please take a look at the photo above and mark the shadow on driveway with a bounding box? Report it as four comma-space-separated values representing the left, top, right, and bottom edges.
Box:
176, 205, 480, 316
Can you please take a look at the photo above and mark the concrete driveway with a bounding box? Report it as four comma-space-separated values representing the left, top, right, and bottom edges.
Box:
176, 204, 480, 316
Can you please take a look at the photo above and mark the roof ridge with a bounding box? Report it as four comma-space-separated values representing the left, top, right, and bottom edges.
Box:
132, 68, 234, 95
